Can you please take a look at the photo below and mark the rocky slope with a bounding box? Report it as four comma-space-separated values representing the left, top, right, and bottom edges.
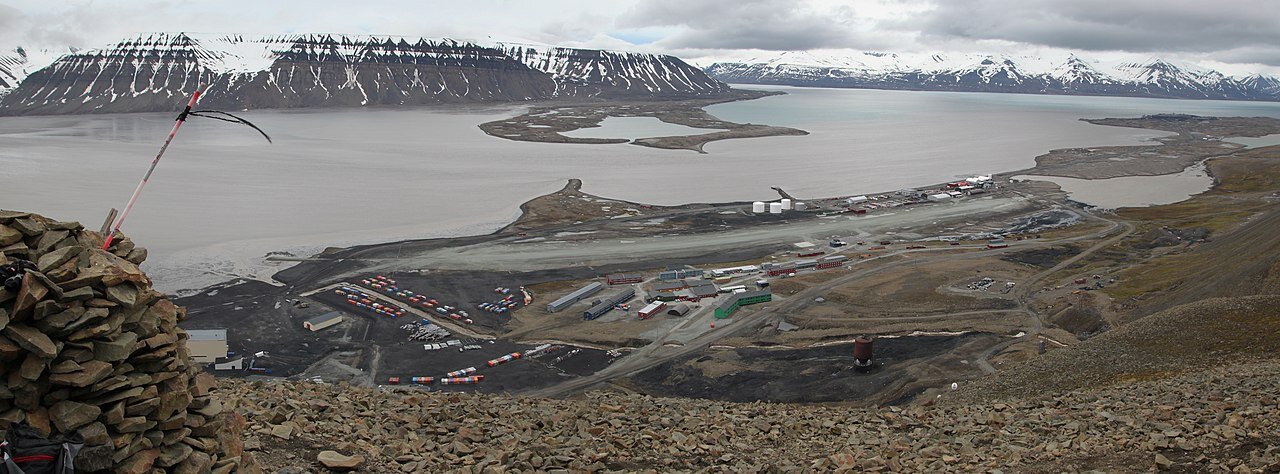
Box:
222, 359, 1279, 472
706, 51, 1280, 101
0, 33, 730, 115
950, 296, 1280, 403
0, 211, 257, 473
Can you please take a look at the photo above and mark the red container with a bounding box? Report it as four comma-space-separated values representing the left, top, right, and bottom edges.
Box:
853, 336, 873, 361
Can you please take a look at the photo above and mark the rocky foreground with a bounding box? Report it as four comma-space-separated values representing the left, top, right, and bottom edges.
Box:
222, 358, 1280, 473
1, 211, 256, 473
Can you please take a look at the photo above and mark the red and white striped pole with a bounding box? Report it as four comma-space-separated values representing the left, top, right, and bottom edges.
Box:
102, 86, 203, 250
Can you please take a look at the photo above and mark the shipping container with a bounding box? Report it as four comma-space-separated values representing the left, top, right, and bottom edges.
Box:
440, 376, 484, 385
445, 367, 478, 377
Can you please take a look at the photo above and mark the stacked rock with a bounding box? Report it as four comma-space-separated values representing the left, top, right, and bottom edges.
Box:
0, 210, 256, 473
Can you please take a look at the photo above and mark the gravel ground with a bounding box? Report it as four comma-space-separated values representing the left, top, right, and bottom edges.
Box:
221, 356, 1279, 473
949, 295, 1280, 403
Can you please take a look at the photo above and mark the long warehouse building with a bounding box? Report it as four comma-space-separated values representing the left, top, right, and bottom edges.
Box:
547, 282, 604, 313
584, 288, 637, 320
714, 290, 773, 318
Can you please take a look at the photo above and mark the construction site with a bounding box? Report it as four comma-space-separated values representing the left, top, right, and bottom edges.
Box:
177, 114, 1280, 405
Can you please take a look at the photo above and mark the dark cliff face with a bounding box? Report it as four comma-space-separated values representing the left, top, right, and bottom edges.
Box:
0, 34, 731, 115
705, 55, 1280, 102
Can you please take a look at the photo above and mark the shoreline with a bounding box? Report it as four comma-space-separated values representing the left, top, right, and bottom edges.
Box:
478, 89, 809, 153
164, 113, 1280, 297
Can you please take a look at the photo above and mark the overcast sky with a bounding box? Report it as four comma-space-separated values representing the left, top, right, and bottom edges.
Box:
2, 0, 1278, 74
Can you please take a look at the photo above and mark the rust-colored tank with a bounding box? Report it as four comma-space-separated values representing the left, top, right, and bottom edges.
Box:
854, 336, 873, 367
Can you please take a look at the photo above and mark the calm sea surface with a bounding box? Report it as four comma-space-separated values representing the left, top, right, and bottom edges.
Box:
3, 86, 1278, 291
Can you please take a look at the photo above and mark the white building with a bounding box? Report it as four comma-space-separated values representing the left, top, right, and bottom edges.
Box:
186, 329, 228, 363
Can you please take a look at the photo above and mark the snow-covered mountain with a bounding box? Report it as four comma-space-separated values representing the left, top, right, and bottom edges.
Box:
705, 51, 1280, 101
499, 43, 727, 98
0, 33, 729, 115
0, 46, 72, 95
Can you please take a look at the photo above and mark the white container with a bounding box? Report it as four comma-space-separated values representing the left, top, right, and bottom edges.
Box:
794, 202, 807, 211
751, 201, 766, 213
781, 198, 792, 210
769, 202, 783, 214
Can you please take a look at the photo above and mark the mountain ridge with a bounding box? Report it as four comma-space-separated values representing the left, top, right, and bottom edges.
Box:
705, 50, 1280, 101
0, 33, 728, 115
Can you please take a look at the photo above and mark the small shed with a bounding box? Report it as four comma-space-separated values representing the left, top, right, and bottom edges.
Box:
667, 303, 692, 316
213, 358, 244, 371
305, 311, 343, 331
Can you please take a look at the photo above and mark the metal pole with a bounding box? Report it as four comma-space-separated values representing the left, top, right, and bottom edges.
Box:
102, 86, 203, 250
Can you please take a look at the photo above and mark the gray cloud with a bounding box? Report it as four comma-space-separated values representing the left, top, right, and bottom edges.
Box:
918, 0, 1280, 64
619, 0, 877, 51
2, 0, 1279, 73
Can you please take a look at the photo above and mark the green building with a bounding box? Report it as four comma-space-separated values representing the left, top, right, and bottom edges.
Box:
714, 290, 773, 318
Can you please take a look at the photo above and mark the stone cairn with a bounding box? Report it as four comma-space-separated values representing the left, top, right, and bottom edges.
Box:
0, 211, 256, 473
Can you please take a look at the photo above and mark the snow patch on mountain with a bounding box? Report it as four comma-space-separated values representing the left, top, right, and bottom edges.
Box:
706, 50, 1280, 101
0, 33, 729, 115
497, 42, 727, 97
0, 45, 73, 94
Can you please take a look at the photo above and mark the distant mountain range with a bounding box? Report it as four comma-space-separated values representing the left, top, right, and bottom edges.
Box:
0, 33, 729, 115
705, 51, 1280, 101
6, 37, 1279, 115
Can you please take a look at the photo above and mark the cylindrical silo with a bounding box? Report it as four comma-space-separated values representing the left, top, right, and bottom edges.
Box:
781, 198, 793, 210
769, 202, 783, 214
854, 336, 873, 371
752, 201, 766, 213
794, 201, 807, 211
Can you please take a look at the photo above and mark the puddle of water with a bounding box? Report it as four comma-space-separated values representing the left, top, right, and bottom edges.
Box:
561, 116, 723, 140
1015, 161, 1213, 209
1226, 134, 1280, 149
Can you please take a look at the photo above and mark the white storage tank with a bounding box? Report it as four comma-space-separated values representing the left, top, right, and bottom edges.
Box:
781, 198, 792, 210
752, 201, 766, 213
769, 202, 783, 214
794, 201, 807, 211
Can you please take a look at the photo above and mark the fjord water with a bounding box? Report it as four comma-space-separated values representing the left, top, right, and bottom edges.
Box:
3, 86, 1279, 292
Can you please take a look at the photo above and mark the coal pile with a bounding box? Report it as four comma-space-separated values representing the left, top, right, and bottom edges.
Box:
0, 211, 256, 473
